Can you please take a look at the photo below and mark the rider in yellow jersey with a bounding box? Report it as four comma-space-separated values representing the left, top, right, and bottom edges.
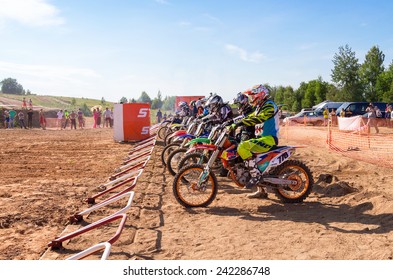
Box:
227, 84, 280, 199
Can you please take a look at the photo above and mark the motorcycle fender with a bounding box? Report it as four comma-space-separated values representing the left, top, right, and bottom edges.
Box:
186, 138, 211, 147
186, 144, 216, 154
269, 148, 293, 167
172, 130, 187, 137
177, 133, 196, 140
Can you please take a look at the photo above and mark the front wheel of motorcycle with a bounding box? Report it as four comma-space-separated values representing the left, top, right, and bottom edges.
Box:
173, 163, 218, 208
161, 142, 181, 167
167, 148, 188, 176
272, 160, 314, 203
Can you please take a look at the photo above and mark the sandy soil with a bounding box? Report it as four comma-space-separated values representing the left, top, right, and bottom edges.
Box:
1, 126, 393, 260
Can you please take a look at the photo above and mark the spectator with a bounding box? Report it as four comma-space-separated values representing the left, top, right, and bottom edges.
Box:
93, 108, 97, 128
63, 109, 70, 129
156, 109, 162, 123
77, 108, 84, 129
3, 110, 10, 129
163, 112, 167, 121
27, 108, 33, 129
390, 106, 393, 127
375, 106, 382, 118
28, 98, 33, 109
39, 109, 46, 130
110, 109, 114, 128
103, 107, 111, 127
18, 111, 27, 129
8, 108, 17, 128
96, 108, 102, 128
366, 103, 379, 133
340, 108, 345, 118
22, 97, 27, 109
330, 109, 337, 126
323, 107, 329, 126
57, 109, 64, 130
345, 108, 353, 117
70, 110, 77, 129
385, 104, 391, 128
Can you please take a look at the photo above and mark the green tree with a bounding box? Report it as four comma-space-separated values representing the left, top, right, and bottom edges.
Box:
151, 99, 160, 109
325, 83, 340, 101
375, 60, 393, 103
81, 103, 92, 117
272, 86, 285, 105
331, 45, 363, 101
119, 97, 128, 103
162, 96, 176, 111
129, 98, 136, 103
137, 91, 151, 104
0, 78, 24, 94
359, 45, 385, 102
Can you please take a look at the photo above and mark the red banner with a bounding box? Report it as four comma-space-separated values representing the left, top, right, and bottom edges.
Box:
114, 103, 150, 142
175, 96, 205, 110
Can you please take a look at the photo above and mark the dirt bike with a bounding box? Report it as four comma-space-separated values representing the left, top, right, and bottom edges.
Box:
166, 121, 221, 176
172, 125, 314, 207
160, 119, 210, 167
174, 115, 248, 176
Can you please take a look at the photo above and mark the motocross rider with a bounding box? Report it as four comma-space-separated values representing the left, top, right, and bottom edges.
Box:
232, 91, 256, 141
203, 94, 234, 177
227, 84, 280, 199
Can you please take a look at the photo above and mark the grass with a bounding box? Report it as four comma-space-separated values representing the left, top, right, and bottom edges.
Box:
0, 93, 114, 110
0, 93, 174, 122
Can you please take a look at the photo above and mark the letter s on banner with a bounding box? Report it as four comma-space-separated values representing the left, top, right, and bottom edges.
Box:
141, 126, 150, 135
137, 108, 149, 118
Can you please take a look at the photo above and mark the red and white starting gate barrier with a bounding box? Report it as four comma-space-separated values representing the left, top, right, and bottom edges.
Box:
45, 126, 160, 260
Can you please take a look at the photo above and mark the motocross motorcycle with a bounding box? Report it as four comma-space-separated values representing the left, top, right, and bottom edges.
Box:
160, 118, 211, 167
175, 115, 251, 176
166, 120, 221, 176
172, 125, 314, 208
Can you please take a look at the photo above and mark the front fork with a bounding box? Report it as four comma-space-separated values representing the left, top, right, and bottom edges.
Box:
197, 148, 220, 186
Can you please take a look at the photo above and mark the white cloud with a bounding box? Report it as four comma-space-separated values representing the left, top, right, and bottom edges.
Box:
0, 0, 64, 27
155, 0, 170, 5
0, 60, 101, 97
203, 13, 222, 24
178, 21, 191, 26
298, 43, 318, 51
225, 44, 265, 63
0, 61, 99, 81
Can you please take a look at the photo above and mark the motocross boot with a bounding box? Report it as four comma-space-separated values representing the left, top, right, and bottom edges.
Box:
247, 186, 268, 199
243, 157, 262, 189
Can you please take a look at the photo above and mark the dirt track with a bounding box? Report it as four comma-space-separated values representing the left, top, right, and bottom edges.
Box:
1, 127, 393, 260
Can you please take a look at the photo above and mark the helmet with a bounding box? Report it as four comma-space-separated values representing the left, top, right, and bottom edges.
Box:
233, 92, 248, 106
190, 100, 196, 107
178, 101, 188, 109
205, 94, 224, 113
233, 92, 251, 114
247, 84, 269, 106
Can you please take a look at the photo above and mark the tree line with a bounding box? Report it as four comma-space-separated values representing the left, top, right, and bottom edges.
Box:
3, 44, 393, 113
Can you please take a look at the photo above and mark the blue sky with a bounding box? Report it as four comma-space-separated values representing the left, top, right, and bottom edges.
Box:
1, 0, 393, 103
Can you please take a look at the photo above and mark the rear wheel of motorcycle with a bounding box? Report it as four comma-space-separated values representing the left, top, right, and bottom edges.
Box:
157, 123, 169, 140
173, 163, 218, 208
161, 142, 181, 167
167, 148, 188, 176
164, 130, 175, 146
272, 160, 313, 203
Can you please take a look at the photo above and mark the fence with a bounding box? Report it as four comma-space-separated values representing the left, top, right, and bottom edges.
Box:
41, 124, 160, 260
282, 117, 393, 169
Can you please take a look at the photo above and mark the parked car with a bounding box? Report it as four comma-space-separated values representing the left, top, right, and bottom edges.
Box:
335, 102, 387, 117
313, 101, 344, 113
283, 110, 325, 126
